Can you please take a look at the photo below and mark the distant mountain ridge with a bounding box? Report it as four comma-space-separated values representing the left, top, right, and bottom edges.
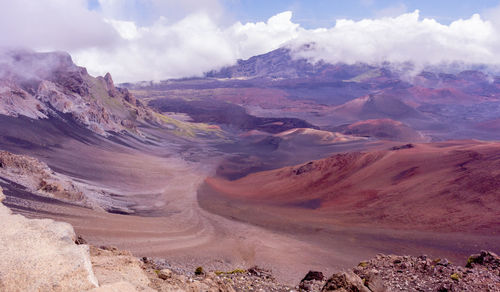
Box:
128, 45, 500, 141
205, 47, 378, 80
205, 46, 498, 83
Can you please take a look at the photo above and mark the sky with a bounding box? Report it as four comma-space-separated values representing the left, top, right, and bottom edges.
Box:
2, 0, 500, 82
222, 0, 500, 27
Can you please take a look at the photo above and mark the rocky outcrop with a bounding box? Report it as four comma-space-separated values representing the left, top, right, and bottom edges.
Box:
0, 150, 88, 204
466, 251, 500, 270
297, 253, 500, 292
321, 271, 370, 292
353, 253, 500, 291
0, 80, 48, 119
89, 246, 154, 292
0, 50, 161, 136
0, 186, 99, 291
0, 150, 134, 211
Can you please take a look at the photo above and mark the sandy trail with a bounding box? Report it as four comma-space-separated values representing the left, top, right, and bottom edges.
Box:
2, 138, 343, 284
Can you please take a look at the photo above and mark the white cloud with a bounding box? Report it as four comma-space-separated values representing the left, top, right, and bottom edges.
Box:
0, 0, 118, 51
290, 10, 499, 70
97, 0, 224, 25
3, 0, 500, 82
73, 11, 301, 82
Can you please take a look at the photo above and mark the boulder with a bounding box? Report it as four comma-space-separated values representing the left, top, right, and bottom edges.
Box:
466, 251, 500, 269
0, 188, 99, 291
302, 270, 325, 281
362, 272, 386, 292
157, 269, 173, 280
321, 271, 370, 292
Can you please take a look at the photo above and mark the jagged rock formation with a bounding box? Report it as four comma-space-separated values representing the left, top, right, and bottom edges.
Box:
0, 186, 99, 291
0, 50, 160, 136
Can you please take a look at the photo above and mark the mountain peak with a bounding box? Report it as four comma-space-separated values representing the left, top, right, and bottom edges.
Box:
0, 50, 159, 135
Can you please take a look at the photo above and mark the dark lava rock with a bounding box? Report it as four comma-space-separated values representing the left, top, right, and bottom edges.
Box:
247, 266, 273, 280
353, 251, 500, 291
466, 250, 500, 269
299, 271, 326, 291
294, 161, 314, 175
302, 271, 325, 282
390, 143, 414, 151
74, 235, 87, 245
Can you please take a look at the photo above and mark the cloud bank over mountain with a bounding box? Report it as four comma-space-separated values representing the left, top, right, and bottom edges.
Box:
290, 11, 499, 71
2, 0, 500, 82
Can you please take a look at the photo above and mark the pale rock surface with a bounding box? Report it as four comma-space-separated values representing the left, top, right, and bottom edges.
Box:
89, 246, 155, 292
0, 186, 99, 292
90, 281, 139, 292
0, 80, 48, 119
0, 150, 122, 211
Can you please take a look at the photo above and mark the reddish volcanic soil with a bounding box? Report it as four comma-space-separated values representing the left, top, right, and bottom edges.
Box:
407, 87, 479, 105
199, 141, 500, 275
204, 140, 500, 233
338, 118, 428, 142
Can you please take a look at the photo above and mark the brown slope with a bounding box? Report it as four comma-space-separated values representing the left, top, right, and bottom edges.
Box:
205, 140, 500, 233
331, 92, 423, 121
335, 118, 428, 142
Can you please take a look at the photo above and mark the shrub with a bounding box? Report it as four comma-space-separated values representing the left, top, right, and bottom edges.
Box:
195, 266, 204, 275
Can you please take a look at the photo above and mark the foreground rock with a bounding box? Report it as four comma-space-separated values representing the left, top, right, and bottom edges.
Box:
89, 246, 154, 292
139, 257, 292, 291
0, 186, 99, 291
353, 253, 500, 292
297, 252, 500, 292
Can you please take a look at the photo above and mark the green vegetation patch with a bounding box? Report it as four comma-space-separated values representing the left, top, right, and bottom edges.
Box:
154, 112, 226, 139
